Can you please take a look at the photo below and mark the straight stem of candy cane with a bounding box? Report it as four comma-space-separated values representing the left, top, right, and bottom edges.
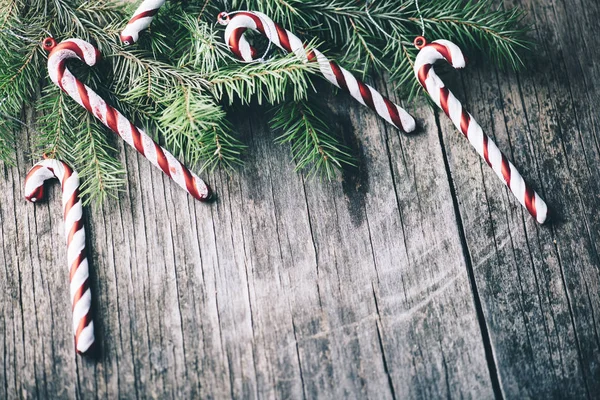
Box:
413, 37, 548, 224
217, 11, 416, 134
120, 0, 165, 45
43, 37, 211, 201
25, 158, 95, 354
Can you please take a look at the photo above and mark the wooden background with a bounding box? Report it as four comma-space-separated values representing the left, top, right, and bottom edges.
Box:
2, 0, 599, 398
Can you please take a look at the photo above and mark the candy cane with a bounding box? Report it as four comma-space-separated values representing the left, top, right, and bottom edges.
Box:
42, 37, 212, 201
24, 158, 94, 354
120, 0, 165, 45
413, 37, 548, 223
217, 11, 416, 134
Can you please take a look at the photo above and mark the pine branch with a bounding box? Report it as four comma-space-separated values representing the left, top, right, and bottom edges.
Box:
156, 86, 245, 170
270, 96, 354, 179
74, 113, 126, 205
208, 54, 318, 105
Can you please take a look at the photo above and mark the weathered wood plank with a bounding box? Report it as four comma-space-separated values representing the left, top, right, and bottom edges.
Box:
437, 0, 600, 397
1, 0, 600, 398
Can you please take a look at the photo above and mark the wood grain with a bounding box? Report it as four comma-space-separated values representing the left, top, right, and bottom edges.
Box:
1, 0, 599, 398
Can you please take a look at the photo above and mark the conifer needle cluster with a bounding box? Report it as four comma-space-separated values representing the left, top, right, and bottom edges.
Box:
0, 0, 528, 203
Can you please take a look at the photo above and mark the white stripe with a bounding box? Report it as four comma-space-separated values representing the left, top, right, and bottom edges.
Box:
341, 70, 365, 106
510, 170, 526, 202
76, 323, 95, 353
70, 259, 90, 301
72, 289, 91, 332
370, 89, 392, 124
468, 122, 485, 157
67, 228, 86, 267
64, 203, 83, 238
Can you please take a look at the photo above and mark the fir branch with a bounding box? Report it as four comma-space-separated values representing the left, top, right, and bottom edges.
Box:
0, 117, 16, 165
270, 97, 354, 179
74, 113, 126, 205
156, 86, 245, 170
208, 54, 318, 105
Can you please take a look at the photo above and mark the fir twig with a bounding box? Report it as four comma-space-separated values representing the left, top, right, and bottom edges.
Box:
271, 97, 354, 179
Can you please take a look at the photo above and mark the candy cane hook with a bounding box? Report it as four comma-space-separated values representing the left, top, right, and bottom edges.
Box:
25, 158, 95, 354
120, 0, 165, 45
413, 37, 548, 223
43, 37, 212, 201
217, 11, 416, 134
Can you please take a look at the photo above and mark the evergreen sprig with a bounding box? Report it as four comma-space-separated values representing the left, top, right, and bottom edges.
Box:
0, 0, 530, 203
271, 95, 354, 179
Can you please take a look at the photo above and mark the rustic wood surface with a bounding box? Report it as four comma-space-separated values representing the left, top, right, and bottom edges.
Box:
1, 0, 599, 398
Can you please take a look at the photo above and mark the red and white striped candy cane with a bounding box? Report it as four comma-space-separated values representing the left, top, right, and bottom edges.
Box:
120, 0, 165, 45
217, 11, 416, 133
42, 37, 212, 201
413, 37, 548, 223
24, 158, 94, 354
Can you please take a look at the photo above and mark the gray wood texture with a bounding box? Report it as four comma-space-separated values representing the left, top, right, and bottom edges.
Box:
1, 0, 599, 398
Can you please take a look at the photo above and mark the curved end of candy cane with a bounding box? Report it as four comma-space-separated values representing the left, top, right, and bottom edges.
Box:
414, 40, 467, 76
432, 40, 467, 69
24, 164, 50, 203
49, 39, 101, 67
25, 186, 45, 203
120, 32, 137, 46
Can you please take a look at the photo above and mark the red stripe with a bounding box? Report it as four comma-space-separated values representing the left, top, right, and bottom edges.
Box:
69, 248, 87, 281
61, 164, 73, 191
53, 42, 86, 62
275, 23, 292, 52
63, 192, 79, 221
241, 12, 265, 34
181, 164, 202, 200
440, 87, 450, 115
383, 98, 403, 130
128, 9, 158, 24
460, 110, 470, 137
483, 135, 491, 166
329, 61, 348, 91
524, 186, 536, 218
130, 123, 146, 156
229, 28, 246, 59
71, 278, 89, 312
357, 81, 375, 110
67, 219, 84, 246
75, 313, 93, 353
429, 43, 453, 65
417, 64, 431, 88
76, 80, 92, 114
57, 63, 66, 90
155, 144, 172, 177
501, 155, 511, 186
306, 49, 317, 62
106, 106, 119, 133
